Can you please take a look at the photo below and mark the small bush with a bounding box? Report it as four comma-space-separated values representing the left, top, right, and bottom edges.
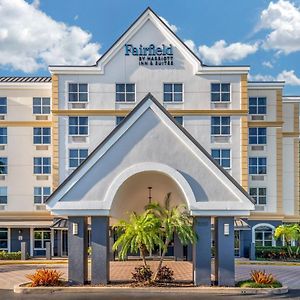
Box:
131, 265, 153, 284
237, 280, 282, 288
255, 246, 300, 260
26, 268, 64, 287
156, 266, 174, 283
250, 270, 275, 284
0, 251, 21, 260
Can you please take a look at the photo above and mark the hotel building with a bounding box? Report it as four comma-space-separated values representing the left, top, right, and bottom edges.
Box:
0, 8, 299, 264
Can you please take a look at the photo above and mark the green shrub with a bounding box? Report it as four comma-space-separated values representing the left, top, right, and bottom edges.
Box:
255, 246, 300, 260
0, 251, 22, 260
237, 280, 282, 288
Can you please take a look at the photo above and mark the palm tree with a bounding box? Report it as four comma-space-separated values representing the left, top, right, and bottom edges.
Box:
145, 193, 197, 281
274, 224, 300, 258
112, 211, 163, 267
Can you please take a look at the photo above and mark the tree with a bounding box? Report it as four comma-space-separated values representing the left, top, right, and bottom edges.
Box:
145, 193, 197, 281
112, 211, 163, 267
274, 224, 300, 257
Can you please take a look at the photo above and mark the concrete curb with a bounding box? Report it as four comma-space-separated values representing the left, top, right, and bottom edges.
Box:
14, 284, 289, 295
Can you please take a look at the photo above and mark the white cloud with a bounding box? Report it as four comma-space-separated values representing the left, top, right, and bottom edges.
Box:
198, 40, 259, 65
262, 61, 274, 68
184, 39, 198, 55
31, 0, 40, 9
259, 0, 300, 54
250, 69, 300, 85
0, 0, 101, 72
159, 16, 178, 33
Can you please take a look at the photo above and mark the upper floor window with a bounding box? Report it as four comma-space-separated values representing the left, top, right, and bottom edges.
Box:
34, 187, 51, 204
116, 84, 135, 102
164, 83, 183, 102
68, 83, 88, 102
249, 128, 267, 145
249, 157, 267, 175
33, 97, 50, 114
34, 157, 51, 174
249, 97, 267, 115
69, 149, 88, 169
33, 128, 51, 145
0, 97, 7, 114
0, 187, 7, 204
68, 117, 88, 136
0, 128, 7, 145
211, 83, 230, 102
116, 116, 125, 126
174, 116, 183, 126
211, 149, 231, 169
211, 117, 230, 136
0, 158, 7, 175
249, 187, 267, 205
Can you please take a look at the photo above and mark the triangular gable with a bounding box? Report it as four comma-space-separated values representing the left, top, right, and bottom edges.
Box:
96, 7, 202, 73
47, 93, 254, 216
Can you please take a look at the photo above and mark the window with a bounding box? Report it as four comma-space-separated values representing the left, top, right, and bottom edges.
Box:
0, 228, 8, 250
211, 83, 230, 102
254, 225, 273, 247
116, 116, 125, 126
174, 116, 183, 126
0, 158, 7, 175
33, 98, 50, 114
211, 149, 231, 169
249, 157, 267, 175
249, 187, 267, 205
68, 83, 88, 102
0, 128, 7, 144
33, 128, 51, 145
68, 117, 88, 136
211, 117, 230, 135
163, 83, 183, 102
34, 229, 51, 250
34, 157, 51, 174
0, 97, 7, 114
69, 149, 88, 168
249, 128, 267, 145
249, 97, 267, 115
116, 84, 135, 102
0, 187, 7, 204
34, 187, 51, 204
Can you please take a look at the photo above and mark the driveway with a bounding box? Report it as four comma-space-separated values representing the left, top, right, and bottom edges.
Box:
0, 261, 300, 290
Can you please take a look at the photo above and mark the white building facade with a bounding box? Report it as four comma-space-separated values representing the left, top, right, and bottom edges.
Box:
0, 8, 299, 259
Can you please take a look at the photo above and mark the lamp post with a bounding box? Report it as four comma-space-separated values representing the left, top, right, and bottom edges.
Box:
148, 186, 152, 204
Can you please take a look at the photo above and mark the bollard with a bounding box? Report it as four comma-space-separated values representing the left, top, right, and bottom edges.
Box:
21, 242, 28, 260
45, 241, 52, 260
250, 242, 256, 260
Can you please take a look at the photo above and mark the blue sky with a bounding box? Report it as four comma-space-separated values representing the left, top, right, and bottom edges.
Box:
0, 0, 300, 94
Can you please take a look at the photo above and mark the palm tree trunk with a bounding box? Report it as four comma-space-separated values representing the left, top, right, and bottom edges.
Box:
140, 245, 148, 267
153, 238, 170, 281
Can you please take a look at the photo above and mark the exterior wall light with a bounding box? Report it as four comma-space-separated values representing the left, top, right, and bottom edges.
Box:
73, 223, 78, 235
224, 223, 230, 236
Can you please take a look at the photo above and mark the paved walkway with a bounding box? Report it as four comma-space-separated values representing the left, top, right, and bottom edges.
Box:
1, 261, 300, 290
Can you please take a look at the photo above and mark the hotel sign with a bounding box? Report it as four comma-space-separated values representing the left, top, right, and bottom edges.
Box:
124, 44, 174, 66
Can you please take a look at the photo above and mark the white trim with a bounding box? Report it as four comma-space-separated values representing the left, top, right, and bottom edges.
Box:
248, 82, 284, 89
252, 223, 276, 247
104, 162, 195, 211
